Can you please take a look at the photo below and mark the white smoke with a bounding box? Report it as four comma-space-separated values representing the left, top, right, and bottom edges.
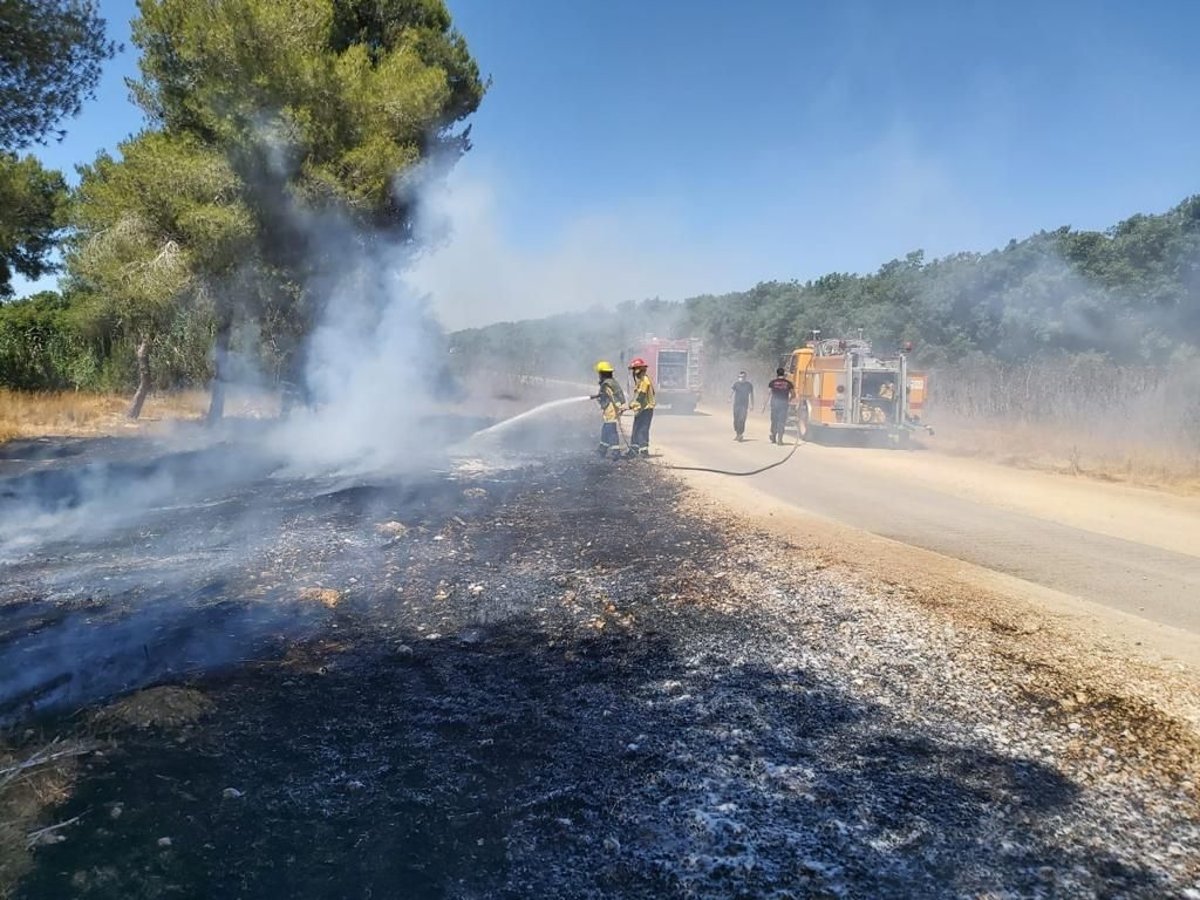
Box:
404, 168, 744, 331
264, 158, 743, 472
273, 246, 444, 474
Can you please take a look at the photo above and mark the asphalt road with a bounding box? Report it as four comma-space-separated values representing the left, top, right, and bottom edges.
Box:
653, 409, 1200, 635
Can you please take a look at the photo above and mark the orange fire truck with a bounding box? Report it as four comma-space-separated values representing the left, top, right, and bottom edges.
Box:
783, 335, 932, 444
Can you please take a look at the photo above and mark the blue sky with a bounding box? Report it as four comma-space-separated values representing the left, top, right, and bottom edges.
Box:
16, 0, 1200, 326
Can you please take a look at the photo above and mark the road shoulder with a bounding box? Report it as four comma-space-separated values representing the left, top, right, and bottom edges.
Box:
657, 439, 1200, 734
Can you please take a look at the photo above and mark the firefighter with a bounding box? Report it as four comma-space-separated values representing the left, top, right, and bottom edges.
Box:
730, 371, 754, 441
624, 357, 655, 458
765, 367, 795, 444
877, 379, 897, 423
592, 360, 626, 458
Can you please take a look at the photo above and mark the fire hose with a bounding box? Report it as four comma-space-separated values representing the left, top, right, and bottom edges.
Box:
615, 409, 802, 477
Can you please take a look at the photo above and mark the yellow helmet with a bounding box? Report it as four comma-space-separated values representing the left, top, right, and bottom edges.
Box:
595, 360, 614, 374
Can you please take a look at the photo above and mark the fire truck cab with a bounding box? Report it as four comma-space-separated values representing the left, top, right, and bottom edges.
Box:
783, 336, 931, 444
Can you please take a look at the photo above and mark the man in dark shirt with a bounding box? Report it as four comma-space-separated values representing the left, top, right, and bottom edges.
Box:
730, 371, 754, 441
765, 367, 794, 444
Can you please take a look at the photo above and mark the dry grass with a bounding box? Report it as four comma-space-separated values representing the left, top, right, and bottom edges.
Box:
927, 358, 1200, 495
0, 388, 200, 443
0, 390, 130, 441
0, 690, 211, 894
933, 415, 1200, 496
0, 739, 94, 899
0, 388, 281, 446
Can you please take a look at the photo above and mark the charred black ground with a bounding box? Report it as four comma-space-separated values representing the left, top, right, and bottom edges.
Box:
1, 424, 1197, 898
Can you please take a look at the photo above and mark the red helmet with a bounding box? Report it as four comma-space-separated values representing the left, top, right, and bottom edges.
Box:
628, 357, 648, 369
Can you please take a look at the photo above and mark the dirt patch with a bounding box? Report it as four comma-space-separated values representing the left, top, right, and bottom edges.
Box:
93, 688, 214, 731
374, 520, 409, 538
298, 587, 343, 609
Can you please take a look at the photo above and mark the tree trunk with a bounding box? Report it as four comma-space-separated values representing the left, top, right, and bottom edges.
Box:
126, 334, 152, 420
206, 317, 231, 425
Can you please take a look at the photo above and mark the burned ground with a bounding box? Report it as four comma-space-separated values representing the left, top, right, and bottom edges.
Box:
1, 426, 1198, 898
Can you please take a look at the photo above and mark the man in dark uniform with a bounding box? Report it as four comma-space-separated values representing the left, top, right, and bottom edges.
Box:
765, 367, 794, 444
730, 371, 754, 441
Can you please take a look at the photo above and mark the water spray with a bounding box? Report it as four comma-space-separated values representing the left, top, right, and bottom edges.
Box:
466, 396, 802, 476
468, 396, 593, 441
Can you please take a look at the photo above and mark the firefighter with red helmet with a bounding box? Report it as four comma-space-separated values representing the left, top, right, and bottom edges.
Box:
624, 358, 655, 458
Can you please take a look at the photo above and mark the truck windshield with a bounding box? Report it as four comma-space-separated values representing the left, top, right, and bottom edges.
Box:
657, 351, 689, 388
862, 373, 897, 399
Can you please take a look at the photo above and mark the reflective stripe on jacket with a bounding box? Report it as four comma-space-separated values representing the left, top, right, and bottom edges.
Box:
597, 378, 625, 422
628, 375, 656, 412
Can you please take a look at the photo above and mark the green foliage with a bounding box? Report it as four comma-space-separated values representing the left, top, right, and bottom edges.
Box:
0, 152, 69, 297
449, 299, 686, 379
0, 291, 91, 388
51, 0, 488, 407
42, 0, 485, 402
675, 197, 1200, 368
63, 131, 251, 394
69, 131, 253, 324
130, 0, 484, 237
0, 0, 117, 149
454, 196, 1200, 386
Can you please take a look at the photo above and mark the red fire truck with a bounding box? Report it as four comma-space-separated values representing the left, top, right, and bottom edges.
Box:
621, 337, 703, 413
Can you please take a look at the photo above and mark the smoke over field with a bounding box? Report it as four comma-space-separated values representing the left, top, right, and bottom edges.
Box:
926, 356, 1200, 488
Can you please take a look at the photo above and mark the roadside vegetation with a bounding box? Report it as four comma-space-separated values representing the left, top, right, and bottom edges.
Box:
1, 0, 484, 423
451, 199, 1200, 490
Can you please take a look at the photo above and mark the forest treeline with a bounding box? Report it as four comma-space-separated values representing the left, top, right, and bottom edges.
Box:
7, 187, 1200, 427
450, 194, 1200, 378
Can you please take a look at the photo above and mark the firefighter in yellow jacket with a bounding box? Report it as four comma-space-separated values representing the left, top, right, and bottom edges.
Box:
625, 358, 655, 458
592, 360, 626, 458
